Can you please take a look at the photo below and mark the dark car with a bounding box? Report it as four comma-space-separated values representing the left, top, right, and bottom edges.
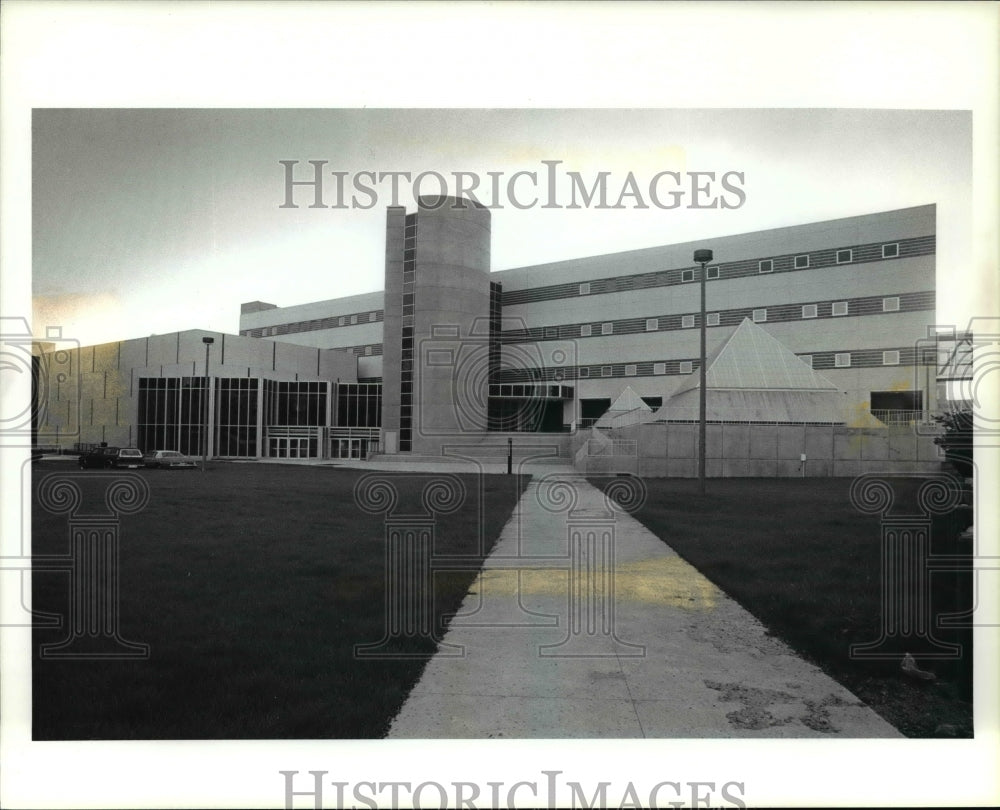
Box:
78, 446, 120, 469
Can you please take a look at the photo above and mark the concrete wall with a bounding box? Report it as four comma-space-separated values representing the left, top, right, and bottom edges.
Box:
577, 421, 943, 477
494, 204, 935, 290
411, 197, 492, 450
239, 290, 384, 332
498, 204, 937, 420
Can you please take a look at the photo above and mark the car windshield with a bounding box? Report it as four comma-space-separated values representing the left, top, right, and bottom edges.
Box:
162, 451, 182, 457
121, 449, 142, 456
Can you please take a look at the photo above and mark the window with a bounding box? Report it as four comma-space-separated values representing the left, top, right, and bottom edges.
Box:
679, 361, 693, 374
836, 249, 852, 264
794, 255, 809, 269
835, 352, 851, 368
753, 308, 767, 323
882, 243, 899, 259
707, 312, 720, 327
544, 326, 558, 339
579, 367, 590, 378
579, 282, 591, 295
800, 355, 813, 368
338, 316, 345, 326
832, 301, 849, 316
681, 269, 694, 282
707, 266, 719, 280
883, 350, 900, 366
653, 362, 666, 375
883, 297, 900, 312
645, 318, 658, 332
601, 366, 612, 377
364, 346, 372, 356
580, 324, 592, 337
601, 322, 613, 335
759, 259, 773, 274
369, 312, 377, 322
350, 315, 358, 325
802, 304, 818, 319
625, 364, 637, 376
682, 314, 695, 328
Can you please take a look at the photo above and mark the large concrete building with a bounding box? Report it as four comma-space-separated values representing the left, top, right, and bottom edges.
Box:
37, 198, 949, 472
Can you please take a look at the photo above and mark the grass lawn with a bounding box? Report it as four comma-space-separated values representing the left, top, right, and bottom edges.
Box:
589, 476, 974, 738
32, 462, 527, 739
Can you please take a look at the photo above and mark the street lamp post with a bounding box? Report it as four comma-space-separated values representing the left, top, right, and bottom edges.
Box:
202, 336, 214, 471
693, 249, 713, 495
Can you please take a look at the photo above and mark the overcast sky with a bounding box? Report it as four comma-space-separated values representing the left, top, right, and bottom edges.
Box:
32, 108, 972, 346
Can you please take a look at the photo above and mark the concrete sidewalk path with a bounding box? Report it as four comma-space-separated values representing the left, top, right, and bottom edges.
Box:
387, 472, 902, 738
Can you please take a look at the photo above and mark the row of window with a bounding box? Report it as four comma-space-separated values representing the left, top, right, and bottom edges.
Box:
547, 348, 905, 381
339, 343, 381, 356
249, 310, 380, 338
572, 297, 902, 337
576, 243, 903, 295
488, 383, 574, 399
244, 240, 918, 339
399, 214, 418, 452
753, 244, 897, 274
578, 363, 687, 378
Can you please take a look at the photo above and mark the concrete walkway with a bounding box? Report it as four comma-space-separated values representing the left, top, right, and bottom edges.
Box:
388, 472, 902, 738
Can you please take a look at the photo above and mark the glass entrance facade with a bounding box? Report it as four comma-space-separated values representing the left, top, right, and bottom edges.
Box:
263, 380, 328, 459
331, 383, 381, 458
268, 433, 319, 458
138, 377, 383, 460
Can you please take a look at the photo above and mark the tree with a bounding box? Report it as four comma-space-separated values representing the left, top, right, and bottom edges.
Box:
932, 409, 973, 477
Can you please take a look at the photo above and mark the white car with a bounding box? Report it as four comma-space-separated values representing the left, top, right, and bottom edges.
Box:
143, 449, 198, 469
114, 448, 145, 469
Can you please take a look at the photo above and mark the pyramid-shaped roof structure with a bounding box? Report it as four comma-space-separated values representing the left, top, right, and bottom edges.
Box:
672, 318, 837, 396
609, 385, 650, 413
594, 385, 654, 429
652, 319, 850, 425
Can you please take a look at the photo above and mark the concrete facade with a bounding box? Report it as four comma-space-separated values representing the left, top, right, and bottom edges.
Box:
412, 198, 492, 448
239, 203, 940, 451
35, 329, 357, 454
493, 204, 937, 424
379, 197, 493, 454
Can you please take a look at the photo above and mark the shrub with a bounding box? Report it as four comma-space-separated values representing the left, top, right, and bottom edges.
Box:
932, 409, 973, 477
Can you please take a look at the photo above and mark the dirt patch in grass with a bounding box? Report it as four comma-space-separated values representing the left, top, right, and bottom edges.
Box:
32, 463, 528, 739
591, 476, 973, 738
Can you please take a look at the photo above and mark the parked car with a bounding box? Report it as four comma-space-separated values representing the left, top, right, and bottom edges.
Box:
143, 449, 198, 469
113, 448, 145, 469
78, 446, 120, 469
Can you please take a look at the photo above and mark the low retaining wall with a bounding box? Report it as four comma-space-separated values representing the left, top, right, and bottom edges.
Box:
385, 431, 573, 461
578, 423, 943, 477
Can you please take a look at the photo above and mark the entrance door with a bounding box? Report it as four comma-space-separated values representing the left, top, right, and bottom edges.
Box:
269, 437, 313, 458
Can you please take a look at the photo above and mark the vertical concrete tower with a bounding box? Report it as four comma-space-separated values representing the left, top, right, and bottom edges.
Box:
381, 196, 491, 453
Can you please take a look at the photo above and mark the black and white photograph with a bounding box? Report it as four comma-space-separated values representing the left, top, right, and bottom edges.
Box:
2, 2, 998, 808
